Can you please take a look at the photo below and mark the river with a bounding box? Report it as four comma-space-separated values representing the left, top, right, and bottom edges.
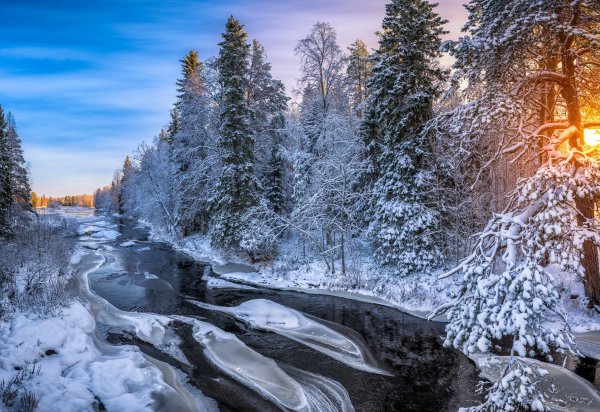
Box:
58, 208, 599, 411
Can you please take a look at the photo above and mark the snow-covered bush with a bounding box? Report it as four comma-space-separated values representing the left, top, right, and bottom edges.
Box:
432, 156, 600, 410
0, 215, 77, 317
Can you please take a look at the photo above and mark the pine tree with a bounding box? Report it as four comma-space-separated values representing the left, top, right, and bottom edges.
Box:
362, 0, 448, 275
6, 112, 31, 210
0, 106, 14, 236
211, 16, 260, 249
166, 107, 179, 144
346, 39, 372, 114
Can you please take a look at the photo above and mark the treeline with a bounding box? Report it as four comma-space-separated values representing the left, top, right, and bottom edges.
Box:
31, 192, 94, 208
0, 105, 32, 237
95, 5, 469, 274
93, 0, 600, 408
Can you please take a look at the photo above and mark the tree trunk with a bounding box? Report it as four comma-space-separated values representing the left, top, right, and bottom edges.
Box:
340, 231, 346, 274
576, 196, 600, 306
558, 8, 600, 305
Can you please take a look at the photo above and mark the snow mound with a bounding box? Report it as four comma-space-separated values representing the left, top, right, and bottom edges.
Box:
0, 302, 214, 412
471, 354, 600, 412
189, 299, 390, 375
120, 240, 137, 247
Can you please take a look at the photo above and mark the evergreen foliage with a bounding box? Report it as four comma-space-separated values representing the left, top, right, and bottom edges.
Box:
362, 0, 448, 274
210, 16, 260, 248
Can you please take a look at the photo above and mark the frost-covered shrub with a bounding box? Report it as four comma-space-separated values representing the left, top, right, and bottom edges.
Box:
0, 215, 77, 317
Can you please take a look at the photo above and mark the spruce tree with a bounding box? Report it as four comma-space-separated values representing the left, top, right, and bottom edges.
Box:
247, 39, 289, 211
172, 50, 213, 235
211, 16, 260, 248
0, 106, 14, 236
6, 112, 31, 210
362, 0, 447, 275
346, 39, 372, 114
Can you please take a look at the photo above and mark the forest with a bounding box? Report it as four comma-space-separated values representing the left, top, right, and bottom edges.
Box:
1, 0, 600, 411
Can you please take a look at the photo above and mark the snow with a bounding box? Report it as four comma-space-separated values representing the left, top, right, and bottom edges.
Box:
471, 354, 600, 412
0, 302, 215, 412
120, 240, 137, 247
205, 276, 257, 290
90, 229, 120, 241
189, 298, 390, 375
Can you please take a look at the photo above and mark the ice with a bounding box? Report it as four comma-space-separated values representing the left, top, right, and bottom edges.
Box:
121, 240, 137, 247
471, 354, 600, 412
189, 298, 390, 375
205, 276, 257, 290
173, 315, 309, 411
91, 229, 120, 240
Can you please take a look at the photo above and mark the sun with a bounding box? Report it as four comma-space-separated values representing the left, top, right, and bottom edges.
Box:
584, 127, 600, 146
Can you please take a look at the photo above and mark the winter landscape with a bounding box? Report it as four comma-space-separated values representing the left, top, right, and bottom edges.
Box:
2, 0, 600, 411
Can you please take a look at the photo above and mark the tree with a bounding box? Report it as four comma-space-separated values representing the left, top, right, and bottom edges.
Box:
6, 113, 31, 210
431, 0, 600, 410
295, 22, 346, 115
247, 39, 289, 193
171, 50, 215, 235
346, 39, 371, 114
361, 0, 448, 275
0, 106, 14, 236
210, 16, 260, 249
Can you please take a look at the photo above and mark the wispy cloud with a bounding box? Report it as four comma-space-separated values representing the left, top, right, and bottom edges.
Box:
0, 0, 466, 196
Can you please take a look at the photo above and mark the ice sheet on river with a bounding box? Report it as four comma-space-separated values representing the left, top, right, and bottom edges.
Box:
471, 354, 600, 412
189, 298, 390, 375
173, 315, 354, 412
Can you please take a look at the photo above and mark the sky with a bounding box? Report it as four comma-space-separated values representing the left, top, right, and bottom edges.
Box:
0, 0, 467, 196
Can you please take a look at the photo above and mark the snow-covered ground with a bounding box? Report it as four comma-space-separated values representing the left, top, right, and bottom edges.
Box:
0, 209, 216, 412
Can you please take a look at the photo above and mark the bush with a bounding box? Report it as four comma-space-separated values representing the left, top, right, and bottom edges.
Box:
0, 215, 77, 317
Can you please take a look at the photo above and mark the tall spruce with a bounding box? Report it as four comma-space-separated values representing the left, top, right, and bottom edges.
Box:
362, 0, 447, 274
0, 106, 14, 236
172, 50, 213, 235
5, 112, 31, 210
211, 16, 260, 248
346, 39, 372, 114
247, 39, 289, 210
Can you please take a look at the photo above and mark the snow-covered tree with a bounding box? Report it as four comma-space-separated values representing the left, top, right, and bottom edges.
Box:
171, 50, 216, 235
247, 39, 289, 202
361, 0, 448, 275
346, 39, 372, 114
5, 113, 31, 211
210, 16, 260, 249
432, 0, 600, 410
0, 106, 14, 237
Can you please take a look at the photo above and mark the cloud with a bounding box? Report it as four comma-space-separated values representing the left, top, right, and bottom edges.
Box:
0, 0, 467, 196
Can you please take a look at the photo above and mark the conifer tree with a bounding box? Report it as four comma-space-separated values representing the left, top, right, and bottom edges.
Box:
0, 106, 14, 236
247, 39, 289, 209
211, 16, 260, 248
346, 39, 372, 114
362, 0, 447, 275
172, 50, 214, 235
6, 112, 31, 210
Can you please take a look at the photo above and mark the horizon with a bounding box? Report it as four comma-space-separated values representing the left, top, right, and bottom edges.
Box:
1, 0, 466, 197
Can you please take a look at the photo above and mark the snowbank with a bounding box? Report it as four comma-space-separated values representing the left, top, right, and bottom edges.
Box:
0, 302, 215, 412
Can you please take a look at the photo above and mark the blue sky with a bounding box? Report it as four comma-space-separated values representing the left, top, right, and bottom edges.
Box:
0, 0, 465, 196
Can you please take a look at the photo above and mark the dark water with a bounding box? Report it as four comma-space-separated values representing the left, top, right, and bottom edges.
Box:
85, 214, 486, 411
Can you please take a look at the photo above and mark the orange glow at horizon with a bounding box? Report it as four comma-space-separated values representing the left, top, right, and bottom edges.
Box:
584, 128, 600, 146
